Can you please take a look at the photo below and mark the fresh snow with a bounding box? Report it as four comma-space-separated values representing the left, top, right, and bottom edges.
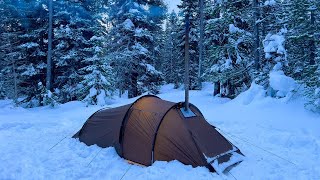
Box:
129, 9, 140, 14
97, 90, 106, 107
89, 87, 97, 97
19, 42, 39, 48
263, 32, 286, 59
133, 43, 148, 54
229, 24, 243, 34
269, 70, 297, 97
123, 19, 134, 30
211, 151, 244, 175
264, 0, 276, 6
0, 83, 320, 179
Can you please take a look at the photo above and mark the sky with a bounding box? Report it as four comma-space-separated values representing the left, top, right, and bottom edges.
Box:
164, 0, 180, 13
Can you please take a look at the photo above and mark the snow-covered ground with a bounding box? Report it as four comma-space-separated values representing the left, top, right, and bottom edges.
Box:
0, 83, 319, 180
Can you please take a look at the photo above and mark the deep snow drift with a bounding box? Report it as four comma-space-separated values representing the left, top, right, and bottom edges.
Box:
0, 83, 319, 180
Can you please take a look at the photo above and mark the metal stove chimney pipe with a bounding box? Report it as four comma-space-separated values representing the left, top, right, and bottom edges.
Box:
184, 12, 190, 111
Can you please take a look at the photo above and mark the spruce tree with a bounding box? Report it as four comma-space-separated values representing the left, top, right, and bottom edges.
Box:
51, 0, 109, 103
285, 0, 317, 79
162, 11, 181, 87
107, 0, 166, 98
204, 0, 253, 98
177, 0, 200, 90
0, 0, 49, 106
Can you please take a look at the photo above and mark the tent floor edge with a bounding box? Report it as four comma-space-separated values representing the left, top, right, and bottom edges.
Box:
126, 159, 147, 167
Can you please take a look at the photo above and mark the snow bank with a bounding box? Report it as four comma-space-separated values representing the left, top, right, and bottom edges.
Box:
269, 70, 297, 97
233, 82, 266, 105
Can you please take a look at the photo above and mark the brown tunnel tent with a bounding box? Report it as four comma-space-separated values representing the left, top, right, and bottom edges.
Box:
73, 95, 244, 173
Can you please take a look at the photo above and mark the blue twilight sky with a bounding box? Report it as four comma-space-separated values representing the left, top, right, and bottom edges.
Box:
164, 0, 180, 13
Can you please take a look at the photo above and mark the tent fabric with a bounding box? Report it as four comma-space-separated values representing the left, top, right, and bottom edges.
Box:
121, 96, 175, 165
153, 107, 208, 167
73, 95, 243, 172
73, 104, 131, 148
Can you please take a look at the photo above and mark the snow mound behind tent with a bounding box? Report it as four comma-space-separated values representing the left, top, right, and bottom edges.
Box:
269, 70, 297, 97
233, 82, 266, 105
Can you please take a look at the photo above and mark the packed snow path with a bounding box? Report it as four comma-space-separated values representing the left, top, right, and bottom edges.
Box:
0, 84, 319, 179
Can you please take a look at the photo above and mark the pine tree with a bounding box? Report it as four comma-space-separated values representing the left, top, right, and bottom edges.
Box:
0, 0, 114, 106
256, 0, 287, 91
37, 82, 59, 108
0, 72, 6, 99
0, 31, 20, 101
78, 34, 115, 106
107, 0, 166, 98
297, 1, 320, 111
285, 0, 317, 79
52, 0, 107, 103
204, 0, 253, 98
0, 0, 49, 106
177, 0, 200, 90
162, 11, 181, 87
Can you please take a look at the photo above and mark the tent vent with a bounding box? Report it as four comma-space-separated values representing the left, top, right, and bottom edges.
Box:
180, 108, 196, 118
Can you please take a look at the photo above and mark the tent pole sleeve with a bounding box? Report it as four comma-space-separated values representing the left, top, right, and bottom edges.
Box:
118, 95, 161, 157
150, 104, 178, 164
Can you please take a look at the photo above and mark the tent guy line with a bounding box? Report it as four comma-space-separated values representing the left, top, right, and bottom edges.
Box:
119, 164, 133, 180
87, 148, 103, 167
47, 124, 86, 151
216, 128, 298, 167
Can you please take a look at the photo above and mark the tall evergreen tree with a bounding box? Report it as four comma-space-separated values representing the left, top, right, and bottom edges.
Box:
0, 0, 114, 106
107, 0, 166, 98
0, 0, 50, 107
51, 0, 114, 104
177, 0, 200, 90
257, 1, 288, 94
162, 11, 181, 87
285, 0, 317, 79
204, 0, 253, 98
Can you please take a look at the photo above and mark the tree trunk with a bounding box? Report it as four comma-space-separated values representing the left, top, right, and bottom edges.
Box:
213, 81, 220, 96
128, 67, 138, 98
310, 9, 315, 65
253, 0, 260, 70
7, 37, 18, 103
46, 0, 53, 90
12, 60, 18, 103
197, 0, 205, 89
